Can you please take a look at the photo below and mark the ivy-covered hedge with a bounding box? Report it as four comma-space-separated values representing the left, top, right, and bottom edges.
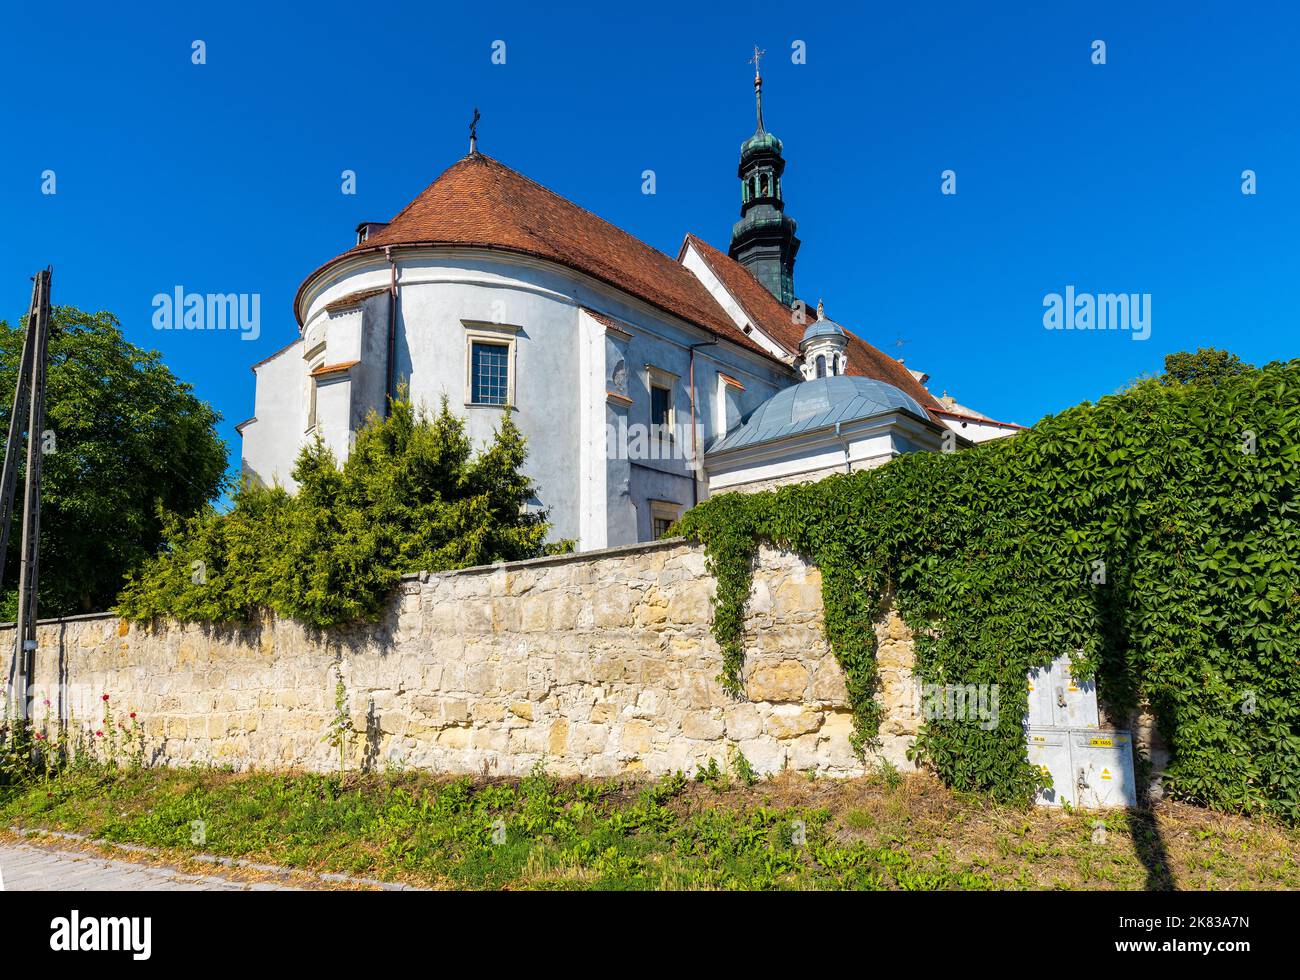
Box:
677, 357, 1300, 821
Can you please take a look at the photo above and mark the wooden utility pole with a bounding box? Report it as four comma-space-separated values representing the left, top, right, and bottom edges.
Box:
2, 268, 52, 722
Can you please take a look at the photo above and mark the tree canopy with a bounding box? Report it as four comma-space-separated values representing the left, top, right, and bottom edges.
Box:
0, 306, 227, 617
1160, 347, 1252, 386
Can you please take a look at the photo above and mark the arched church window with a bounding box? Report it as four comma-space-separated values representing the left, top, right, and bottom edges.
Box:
816, 355, 827, 379
759, 173, 769, 196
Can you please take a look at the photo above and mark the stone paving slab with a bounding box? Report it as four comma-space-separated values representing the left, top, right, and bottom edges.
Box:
0, 840, 300, 891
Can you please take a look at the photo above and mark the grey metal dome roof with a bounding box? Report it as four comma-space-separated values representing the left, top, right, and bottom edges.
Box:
801, 317, 846, 345
800, 301, 846, 346
709, 375, 927, 454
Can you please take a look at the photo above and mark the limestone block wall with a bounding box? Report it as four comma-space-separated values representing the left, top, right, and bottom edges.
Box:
5, 540, 918, 778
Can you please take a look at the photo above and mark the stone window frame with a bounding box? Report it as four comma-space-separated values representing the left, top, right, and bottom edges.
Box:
649, 499, 681, 540
463, 320, 521, 408
645, 364, 678, 447
304, 340, 326, 433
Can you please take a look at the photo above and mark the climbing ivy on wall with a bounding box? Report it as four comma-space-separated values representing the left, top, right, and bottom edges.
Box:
677, 357, 1300, 821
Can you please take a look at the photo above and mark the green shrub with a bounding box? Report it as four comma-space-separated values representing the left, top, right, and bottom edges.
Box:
677, 355, 1300, 821
118, 393, 566, 626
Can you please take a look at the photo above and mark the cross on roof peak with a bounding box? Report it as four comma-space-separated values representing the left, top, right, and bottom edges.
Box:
468, 107, 481, 155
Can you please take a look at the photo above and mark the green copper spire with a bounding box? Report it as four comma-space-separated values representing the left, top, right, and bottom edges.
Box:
729, 47, 800, 308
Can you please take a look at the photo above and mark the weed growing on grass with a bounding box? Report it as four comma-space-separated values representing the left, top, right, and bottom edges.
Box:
4, 762, 1297, 890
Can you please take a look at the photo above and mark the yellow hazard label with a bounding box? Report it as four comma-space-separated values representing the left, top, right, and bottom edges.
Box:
1090, 737, 1113, 747
1068, 684, 1079, 692
1101, 768, 1113, 780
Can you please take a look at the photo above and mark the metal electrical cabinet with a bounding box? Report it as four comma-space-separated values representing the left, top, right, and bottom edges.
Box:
1027, 728, 1137, 809
1071, 730, 1137, 809
1027, 653, 1099, 728
1027, 728, 1072, 807
1027, 655, 1135, 809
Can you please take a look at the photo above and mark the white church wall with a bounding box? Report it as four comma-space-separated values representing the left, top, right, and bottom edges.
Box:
584, 292, 789, 545
577, 309, 609, 550
263, 247, 791, 550
241, 340, 304, 488
314, 373, 352, 462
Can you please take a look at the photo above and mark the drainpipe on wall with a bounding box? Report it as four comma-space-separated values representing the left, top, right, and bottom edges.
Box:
688, 342, 717, 507
835, 420, 852, 473
385, 246, 398, 417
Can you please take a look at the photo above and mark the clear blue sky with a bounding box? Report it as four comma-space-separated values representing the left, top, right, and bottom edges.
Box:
2, 1, 1296, 479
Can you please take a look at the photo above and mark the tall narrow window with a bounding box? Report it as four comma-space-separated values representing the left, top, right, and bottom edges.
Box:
816, 354, 827, 379
650, 384, 672, 442
471, 341, 509, 405
645, 364, 679, 455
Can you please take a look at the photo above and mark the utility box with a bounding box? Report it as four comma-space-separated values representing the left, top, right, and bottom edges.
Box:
1027, 728, 1072, 807
1071, 730, 1137, 809
1028, 653, 1099, 728
1028, 727, 1137, 809
1026, 665, 1055, 727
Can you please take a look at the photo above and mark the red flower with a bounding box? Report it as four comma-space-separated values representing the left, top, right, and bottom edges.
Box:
42, 699, 50, 706
129, 712, 137, 720
102, 694, 110, 702
95, 730, 104, 737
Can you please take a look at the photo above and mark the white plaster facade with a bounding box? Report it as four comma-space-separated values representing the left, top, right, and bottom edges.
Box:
242, 247, 793, 551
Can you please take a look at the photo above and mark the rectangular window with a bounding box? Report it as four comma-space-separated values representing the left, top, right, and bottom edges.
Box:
471, 341, 510, 405
650, 385, 671, 429
645, 365, 678, 452
650, 500, 680, 540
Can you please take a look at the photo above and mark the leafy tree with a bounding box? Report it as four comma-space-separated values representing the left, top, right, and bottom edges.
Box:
118, 393, 561, 626
1160, 347, 1252, 386
0, 306, 227, 617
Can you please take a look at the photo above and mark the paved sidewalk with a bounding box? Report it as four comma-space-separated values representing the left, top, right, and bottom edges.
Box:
0, 840, 300, 891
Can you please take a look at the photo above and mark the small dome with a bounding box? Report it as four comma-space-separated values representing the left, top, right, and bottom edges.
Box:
801, 317, 846, 344
800, 300, 846, 347
709, 375, 927, 454
740, 130, 783, 161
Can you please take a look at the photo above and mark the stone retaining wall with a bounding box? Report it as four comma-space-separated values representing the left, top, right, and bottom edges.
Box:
4, 540, 919, 778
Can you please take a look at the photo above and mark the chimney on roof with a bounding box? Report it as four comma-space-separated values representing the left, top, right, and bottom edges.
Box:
355, 222, 388, 246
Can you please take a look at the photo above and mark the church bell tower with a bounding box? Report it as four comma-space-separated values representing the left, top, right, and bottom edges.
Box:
729, 47, 800, 307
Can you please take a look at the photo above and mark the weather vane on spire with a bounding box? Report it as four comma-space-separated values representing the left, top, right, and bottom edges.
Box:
749, 45, 766, 130
469, 107, 481, 155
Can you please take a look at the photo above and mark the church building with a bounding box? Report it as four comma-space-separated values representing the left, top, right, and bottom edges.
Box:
239, 65, 1019, 551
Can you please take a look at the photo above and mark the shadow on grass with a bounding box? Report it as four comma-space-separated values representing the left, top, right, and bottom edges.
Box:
1127, 806, 1175, 890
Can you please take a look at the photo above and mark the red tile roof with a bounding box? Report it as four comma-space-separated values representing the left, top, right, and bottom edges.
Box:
679, 235, 944, 418
295, 154, 773, 360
